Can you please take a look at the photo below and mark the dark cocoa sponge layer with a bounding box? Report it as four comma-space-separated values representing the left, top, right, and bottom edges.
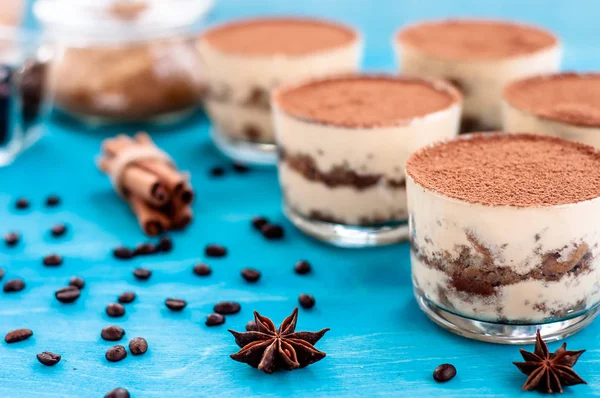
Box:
406, 133, 600, 207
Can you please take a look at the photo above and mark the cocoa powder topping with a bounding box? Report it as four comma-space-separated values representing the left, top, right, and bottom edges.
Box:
275, 75, 460, 128
397, 19, 557, 60
202, 17, 357, 56
406, 133, 600, 207
504, 73, 600, 127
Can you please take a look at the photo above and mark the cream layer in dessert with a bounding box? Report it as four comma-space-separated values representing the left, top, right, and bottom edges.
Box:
406, 133, 600, 323
503, 73, 600, 148
395, 19, 561, 132
273, 75, 462, 226
198, 18, 361, 143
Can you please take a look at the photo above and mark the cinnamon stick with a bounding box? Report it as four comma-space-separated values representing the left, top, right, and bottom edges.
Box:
129, 195, 171, 236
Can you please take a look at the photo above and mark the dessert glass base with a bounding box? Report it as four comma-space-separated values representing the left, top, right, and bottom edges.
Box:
210, 127, 277, 166
415, 288, 600, 344
284, 204, 409, 248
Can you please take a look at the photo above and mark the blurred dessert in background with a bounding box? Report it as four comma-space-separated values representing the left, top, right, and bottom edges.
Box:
395, 19, 561, 133
198, 17, 361, 164
0, 0, 24, 26
503, 72, 600, 147
273, 74, 462, 247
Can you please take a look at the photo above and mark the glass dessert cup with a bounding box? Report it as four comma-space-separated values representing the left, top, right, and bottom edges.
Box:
407, 133, 600, 344
34, 0, 212, 126
273, 75, 462, 248
198, 17, 362, 165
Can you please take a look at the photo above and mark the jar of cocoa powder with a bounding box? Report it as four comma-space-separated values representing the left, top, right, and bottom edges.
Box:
34, 0, 212, 125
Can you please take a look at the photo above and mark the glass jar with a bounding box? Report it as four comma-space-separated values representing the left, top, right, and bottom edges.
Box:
0, 26, 50, 166
34, 0, 212, 125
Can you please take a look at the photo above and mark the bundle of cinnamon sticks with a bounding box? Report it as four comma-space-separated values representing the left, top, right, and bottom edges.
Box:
99, 133, 193, 236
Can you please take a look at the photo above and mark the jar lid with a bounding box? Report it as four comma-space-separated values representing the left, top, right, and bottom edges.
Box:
34, 0, 214, 44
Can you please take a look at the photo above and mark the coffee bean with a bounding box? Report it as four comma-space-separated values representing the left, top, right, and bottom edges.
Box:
157, 236, 173, 252
45, 195, 60, 207
232, 163, 250, 173
43, 254, 62, 267
104, 388, 130, 398
5, 328, 33, 343
210, 166, 225, 177
3, 278, 25, 293
251, 216, 269, 231
193, 263, 211, 276
241, 268, 261, 283
261, 224, 284, 240
69, 276, 85, 290
294, 260, 312, 275
129, 337, 148, 355
433, 364, 456, 382
205, 244, 227, 257
0, 269, 4, 281
298, 294, 315, 309
213, 301, 240, 315
205, 313, 225, 326
118, 292, 136, 304
101, 325, 125, 341
15, 198, 29, 209
37, 351, 61, 366
133, 268, 152, 280
165, 298, 187, 311
113, 246, 134, 260
134, 243, 156, 256
50, 224, 67, 237
105, 345, 127, 362
55, 286, 81, 303
106, 303, 125, 318
246, 320, 258, 331
4, 232, 19, 246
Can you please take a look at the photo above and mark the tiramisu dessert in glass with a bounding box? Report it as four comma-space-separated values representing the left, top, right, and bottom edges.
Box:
503, 72, 600, 147
395, 19, 561, 133
198, 17, 361, 165
406, 133, 600, 343
273, 75, 462, 247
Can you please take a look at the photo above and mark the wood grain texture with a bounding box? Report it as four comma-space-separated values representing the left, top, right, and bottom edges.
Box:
1, 0, 600, 396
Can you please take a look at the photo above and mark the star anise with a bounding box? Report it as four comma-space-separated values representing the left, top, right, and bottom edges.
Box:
229, 308, 329, 374
513, 330, 586, 393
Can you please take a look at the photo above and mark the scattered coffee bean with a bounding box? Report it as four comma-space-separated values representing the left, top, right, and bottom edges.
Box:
157, 236, 173, 252
210, 166, 225, 177
4, 232, 19, 246
113, 246, 134, 260
69, 276, 85, 290
45, 195, 60, 207
261, 224, 284, 240
106, 303, 125, 318
5, 328, 33, 343
15, 198, 29, 209
294, 260, 312, 275
134, 243, 156, 256
298, 293, 315, 309
0, 269, 4, 281
205, 313, 225, 326
133, 268, 152, 281
214, 301, 241, 315
3, 278, 25, 293
55, 286, 81, 303
104, 388, 130, 398
50, 224, 67, 237
232, 163, 250, 173
205, 244, 227, 257
241, 268, 261, 283
165, 298, 187, 311
37, 351, 61, 366
433, 364, 457, 382
193, 263, 212, 276
43, 254, 62, 267
101, 325, 126, 341
246, 320, 258, 331
105, 345, 127, 362
251, 216, 269, 231
118, 292, 136, 304
129, 337, 148, 355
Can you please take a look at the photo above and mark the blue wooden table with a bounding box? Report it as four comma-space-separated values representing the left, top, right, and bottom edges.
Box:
2, 0, 600, 396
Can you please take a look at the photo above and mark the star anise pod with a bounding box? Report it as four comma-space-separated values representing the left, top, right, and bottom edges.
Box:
229, 308, 329, 374
513, 330, 586, 393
